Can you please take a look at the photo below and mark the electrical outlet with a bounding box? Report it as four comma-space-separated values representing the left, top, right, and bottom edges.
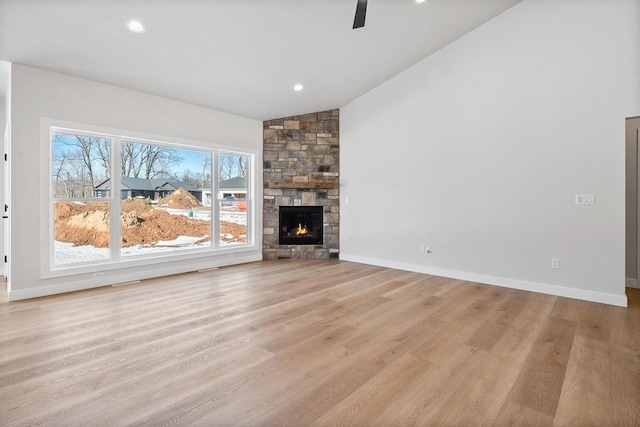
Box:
425, 245, 431, 253
551, 258, 560, 269
419, 244, 425, 254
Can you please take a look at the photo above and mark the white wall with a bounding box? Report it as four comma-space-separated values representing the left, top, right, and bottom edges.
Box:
0, 96, 5, 276
3, 65, 11, 284
9, 64, 263, 300
340, 0, 640, 306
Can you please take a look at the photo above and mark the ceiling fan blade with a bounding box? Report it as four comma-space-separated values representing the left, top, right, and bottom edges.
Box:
353, 0, 367, 29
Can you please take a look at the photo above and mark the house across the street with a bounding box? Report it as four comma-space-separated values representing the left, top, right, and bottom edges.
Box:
201, 177, 247, 206
94, 177, 202, 202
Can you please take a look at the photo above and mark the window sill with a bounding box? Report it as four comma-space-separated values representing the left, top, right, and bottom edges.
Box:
42, 244, 259, 280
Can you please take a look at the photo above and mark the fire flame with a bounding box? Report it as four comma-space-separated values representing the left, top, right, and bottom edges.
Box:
296, 223, 309, 236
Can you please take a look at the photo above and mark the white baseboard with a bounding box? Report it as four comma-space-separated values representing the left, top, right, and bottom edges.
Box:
626, 278, 639, 289
340, 253, 628, 308
8, 253, 262, 301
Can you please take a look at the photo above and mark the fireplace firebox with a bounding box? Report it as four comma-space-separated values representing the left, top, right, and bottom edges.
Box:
279, 206, 323, 245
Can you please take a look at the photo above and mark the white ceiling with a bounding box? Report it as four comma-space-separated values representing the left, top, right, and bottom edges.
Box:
0, 0, 521, 120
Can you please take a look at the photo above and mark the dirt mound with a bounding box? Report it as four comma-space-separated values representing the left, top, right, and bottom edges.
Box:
121, 211, 140, 228
120, 198, 153, 229
121, 198, 153, 214
220, 221, 247, 243
121, 209, 210, 247
57, 224, 111, 248
55, 200, 246, 249
55, 202, 110, 221
67, 210, 110, 232
158, 188, 201, 209
55, 202, 111, 248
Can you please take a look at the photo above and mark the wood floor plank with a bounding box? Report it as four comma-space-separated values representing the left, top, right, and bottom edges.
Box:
15, 342, 275, 427
373, 343, 488, 426
262, 324, 444, 427
307, 353, 428, 427
612, 288, 640, 352
0, 289, 292, 382
550, 296, 612, 343
203, 334, 419, 426
487, 293, 558, 364
42, 318, 358, 425
612, 343, 640, 426
194, 292, 447, 426
408, 295, 503, 364
427, 293, 556, 426
464, 291, 530, 352
0, 262, 638, 426
507, 316, 577, 418
131, 331, 359, 426
494, 400, 555, 427
379, 272, 439, 299
553, 335, 613, 427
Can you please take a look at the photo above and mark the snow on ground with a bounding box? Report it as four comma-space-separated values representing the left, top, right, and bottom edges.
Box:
55, 241, 110, 264
220, 211, 246, 225
55, 237, 212, 265
164, 208, 246, 225
55, 233, 248, 264
164, 208, 210, 220
54, 209, 248, 265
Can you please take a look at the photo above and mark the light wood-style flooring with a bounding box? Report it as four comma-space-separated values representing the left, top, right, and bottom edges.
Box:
0, 260, 639, 426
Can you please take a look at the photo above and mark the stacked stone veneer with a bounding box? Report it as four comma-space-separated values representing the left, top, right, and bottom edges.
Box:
263, 109, 339, 259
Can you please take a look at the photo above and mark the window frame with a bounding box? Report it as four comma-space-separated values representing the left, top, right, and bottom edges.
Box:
40, 118, 258, 279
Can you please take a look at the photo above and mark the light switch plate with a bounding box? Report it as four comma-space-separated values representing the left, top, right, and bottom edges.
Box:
575, 194, 595, 205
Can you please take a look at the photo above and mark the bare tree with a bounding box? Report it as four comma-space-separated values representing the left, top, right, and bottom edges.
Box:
120, 142, 146, 177
218, 154, 234, 181
94, 141, 111, 180
200, 153, 212, 187
180, 169, 200, 188
144, 145, 182, 179
238, 156, 247, 178
53, 151, 71, 198
120, 142, 181, 179
237, 156, 247, 178
218, 154, 247, 181
53, 134, 110, 197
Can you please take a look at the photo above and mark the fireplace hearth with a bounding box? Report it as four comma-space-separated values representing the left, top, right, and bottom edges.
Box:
279, 206, 323, 245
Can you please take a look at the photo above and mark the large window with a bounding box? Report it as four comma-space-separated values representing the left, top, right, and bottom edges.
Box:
53, 132, 112, 265
118, 141, 213, 258
48, 125, 254, 271
218, 153, 248, 246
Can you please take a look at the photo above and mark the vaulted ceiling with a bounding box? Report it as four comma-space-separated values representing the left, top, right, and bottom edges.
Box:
0, 0, 522, 120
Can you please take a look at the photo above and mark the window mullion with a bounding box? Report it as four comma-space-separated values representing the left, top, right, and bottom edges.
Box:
247, 155, 253, 246
243, 154, 252, 247
212, 151, 220, 248
111, 138, 122, 260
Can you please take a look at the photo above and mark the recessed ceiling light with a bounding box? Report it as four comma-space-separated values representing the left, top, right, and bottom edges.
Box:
293, 84, 304, 92
415, 0, 427, 3
126, 20, 146, 33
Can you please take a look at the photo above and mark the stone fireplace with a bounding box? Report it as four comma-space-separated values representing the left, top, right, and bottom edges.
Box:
263, 109, 339, 259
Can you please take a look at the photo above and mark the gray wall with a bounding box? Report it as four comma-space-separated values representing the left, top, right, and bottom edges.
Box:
340, 0, 640, 306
